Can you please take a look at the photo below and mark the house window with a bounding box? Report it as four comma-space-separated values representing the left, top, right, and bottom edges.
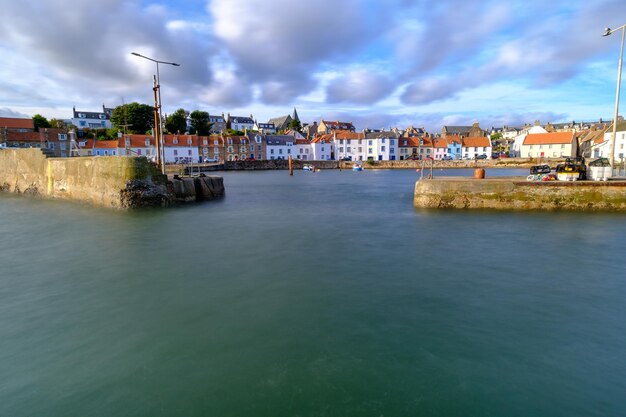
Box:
188, 150, 192, 156
381, 146, 385, 152
173, 138, 178, 144
390, 139, 395, 145
561, 144, 565, 149
214, 140, 219, 145
271, 149, 274, 154
368, 148, 373, 154
347, 147, 351, 152
279, 149, 283, 154
174, 150, 178, 156
368, 140, 373, 145
339, 147, 344, 152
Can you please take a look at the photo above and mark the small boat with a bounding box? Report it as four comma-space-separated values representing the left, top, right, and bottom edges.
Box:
303, 164, 314, 171
352, 163, 363, 172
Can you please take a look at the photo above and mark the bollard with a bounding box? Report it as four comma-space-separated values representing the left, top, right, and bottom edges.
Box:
474, 168, 485, 179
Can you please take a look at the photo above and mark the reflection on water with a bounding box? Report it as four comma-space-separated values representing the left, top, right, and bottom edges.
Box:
0, 169, 625, 417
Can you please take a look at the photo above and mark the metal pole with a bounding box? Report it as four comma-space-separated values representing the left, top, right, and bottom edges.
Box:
156, 61, 166, 175
152, 75, 162, 171
606, 25, 626, 171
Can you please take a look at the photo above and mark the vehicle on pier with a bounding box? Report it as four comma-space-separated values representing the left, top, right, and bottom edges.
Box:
556, 157, 586, 181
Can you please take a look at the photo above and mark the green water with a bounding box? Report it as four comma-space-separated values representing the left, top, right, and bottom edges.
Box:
1, 169, 625, 416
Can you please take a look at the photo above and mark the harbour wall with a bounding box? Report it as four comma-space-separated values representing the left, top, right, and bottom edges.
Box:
414, 177, 626, 211
182, 158, 550, 172
0, 149, 172, 208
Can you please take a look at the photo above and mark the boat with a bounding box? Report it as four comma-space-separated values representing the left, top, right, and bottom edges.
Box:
303, 164, 314, 171
555, 157, 586, 181
352, 162, 363, 171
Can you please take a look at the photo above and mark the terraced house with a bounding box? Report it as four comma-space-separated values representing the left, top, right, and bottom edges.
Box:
520, 132, 576, 159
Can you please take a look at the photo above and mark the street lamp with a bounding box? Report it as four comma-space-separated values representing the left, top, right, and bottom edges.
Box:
131, 52, 180, 174
602, 23, 626, 172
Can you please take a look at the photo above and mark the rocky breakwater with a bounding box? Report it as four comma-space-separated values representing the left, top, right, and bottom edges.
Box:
169, 174, 225, 202
414, 177, 626, 211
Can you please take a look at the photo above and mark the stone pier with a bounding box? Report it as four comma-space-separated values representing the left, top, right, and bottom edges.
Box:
414, 177, 626, 211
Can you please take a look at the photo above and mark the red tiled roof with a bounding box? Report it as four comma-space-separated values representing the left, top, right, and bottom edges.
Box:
433, 138, 448, 148
94, 140, 118, 149
6, 131, 41, 142
462, 136, 491, 147
163, 134, 198, 147
119, 135, 155, 148
398, 137, 420, 147
0, 117, 34, 130
334, 131, 363, 140
311, 134, 333, 143
523, 132, 574, 145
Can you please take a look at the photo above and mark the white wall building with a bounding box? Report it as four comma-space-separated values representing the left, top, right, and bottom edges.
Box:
163, 135, 199, 163
71, 105, 113, 130
311, 135, 334, 160
265, 135, 294, 160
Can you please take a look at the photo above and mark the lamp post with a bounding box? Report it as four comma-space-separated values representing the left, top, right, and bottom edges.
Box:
131, 52, 180, 174
603, 23, 626, 172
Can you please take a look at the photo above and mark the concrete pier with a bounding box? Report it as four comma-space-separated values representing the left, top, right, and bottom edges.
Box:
414, 177, 626, 211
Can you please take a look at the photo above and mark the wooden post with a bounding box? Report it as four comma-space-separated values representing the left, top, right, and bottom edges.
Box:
288, 155, 293, 176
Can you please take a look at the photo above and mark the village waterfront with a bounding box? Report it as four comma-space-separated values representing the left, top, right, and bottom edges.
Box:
1, 168, 625, 416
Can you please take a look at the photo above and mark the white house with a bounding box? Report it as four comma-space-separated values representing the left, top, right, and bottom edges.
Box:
71, 105, 113, 130
334, 131, 365, 161
364, 130, 399, 160
311, 134, 334, 160
510, 125, 547, 157
163, 134, 199, 163
226, 114, 255, 131
520, 132, 576, 159
265, 135, 294, 160
117, 135, 157, 159
594, 120, 626, 161
462, 137, 492, 159
294, 139, 314, 160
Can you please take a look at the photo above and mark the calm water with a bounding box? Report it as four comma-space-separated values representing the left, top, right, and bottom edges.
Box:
1, 169, 625, 417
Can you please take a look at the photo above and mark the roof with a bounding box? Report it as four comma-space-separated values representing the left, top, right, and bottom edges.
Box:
462, 136, 491, 147
163, 134, 199, 147
265, 135, 295, 145
119, 135, 156, 148
398, 137, 420, 147
443, 126, 472, 134
433, 138, 448, 148
229, 115, 254, 124
94, 140, 118, 149
268, 115, 291, 130
6, 131, 41, 142
311, 134, 333, 144
321, 120, 355, 131
364, 130, 399, 139
334, 131, 363, 140
0, 117, 34, 130
523, 132, 574, 145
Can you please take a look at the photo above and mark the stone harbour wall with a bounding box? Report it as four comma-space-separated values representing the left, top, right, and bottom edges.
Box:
0, 149, 172, 208
414, 177, 626, 211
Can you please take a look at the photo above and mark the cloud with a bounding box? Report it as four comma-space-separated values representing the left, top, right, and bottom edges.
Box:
326, 69, 395, 104
0, 108, 31, 118
209, 0, 387, 102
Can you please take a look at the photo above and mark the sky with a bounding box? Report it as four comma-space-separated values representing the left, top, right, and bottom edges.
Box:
0, 0, 624, 131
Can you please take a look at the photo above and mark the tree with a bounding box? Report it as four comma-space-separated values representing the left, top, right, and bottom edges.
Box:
32, 114, 50, 131
164, 108, 188, 134
110, 102, 154, 134
189, 110, 213, 136
288, 118, 302, 133
49, 118, 67, 129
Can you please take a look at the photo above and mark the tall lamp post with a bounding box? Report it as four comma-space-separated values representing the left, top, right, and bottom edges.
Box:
131, 52, 180, 174
603, 23, 626, 172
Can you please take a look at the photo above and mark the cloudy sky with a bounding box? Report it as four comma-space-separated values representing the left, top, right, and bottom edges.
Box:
0, 0, 624, 131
